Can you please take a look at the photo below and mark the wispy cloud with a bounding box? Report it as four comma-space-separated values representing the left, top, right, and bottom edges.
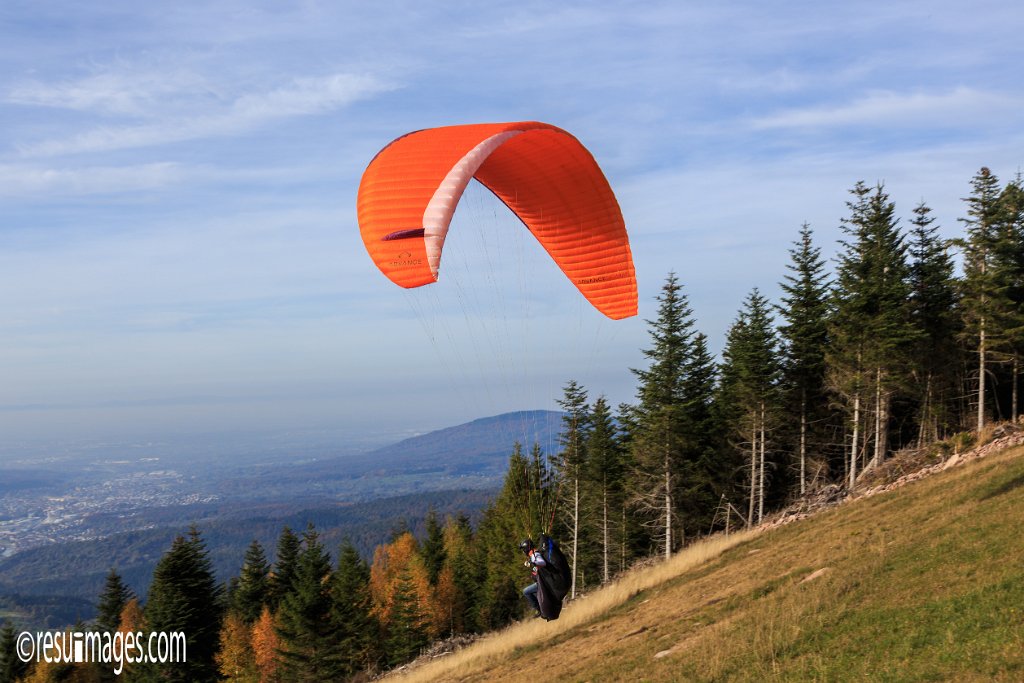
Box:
752, 87, 1021, 130
8, 67, 213, 116
0, 162, 185, 195
12, 72, 394, 157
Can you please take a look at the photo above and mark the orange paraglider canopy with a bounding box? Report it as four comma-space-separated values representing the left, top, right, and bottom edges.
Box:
356, 121, 637, 319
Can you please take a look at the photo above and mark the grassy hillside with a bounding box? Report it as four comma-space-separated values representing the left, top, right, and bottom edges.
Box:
404, 444, 1024, 682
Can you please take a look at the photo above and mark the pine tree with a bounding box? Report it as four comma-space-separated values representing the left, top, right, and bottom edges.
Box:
907, 202, 960, 443
330, 540, 378, 678
1, 622, 30, 683
585, 396, 625, 584
959, 167, 1008, 433
778, 223, 831, 492
275, 524, 341, 682
994, 176, 1024, 422
718, 290, 782, 525
269, 526, 301, 610
233, 540, 270, 624
420, 508, 445, 587
631, 273, 692, 557
553, 379, 590, 598
143, 527, 224, 682
382, 569, 428, 666
676, 331, 722, 535
614, 403, 645, 568
436, 514, 479, 635
829, 182, 915, 485
95, 568, 134, 634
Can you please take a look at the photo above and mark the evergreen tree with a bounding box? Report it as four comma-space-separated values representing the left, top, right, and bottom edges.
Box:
614, 402, 646, 567
630, 273, 707, 556
994, 176, 1024, 422
718, 290, 783, 525
232, 540, 270, 624
585, 396, 625, 584
276, 525, 342, 682
907, 202, 961, 443
1, 622, 29, 683
553, 379, 590, 598
959, 167, 1008, 432
143, 526, 224, 683
778, 223, 831, 492
95, 568, 134, 634
437, 514, 480, 635
829, 182, 915, 485
676, 331, 722, 536
269, 526, 301, 610
330, 540, 379, 678
420, 508, 445, 587
382, 569, 428, 666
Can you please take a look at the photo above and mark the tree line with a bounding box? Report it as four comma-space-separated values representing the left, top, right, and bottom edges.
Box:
2, 166, 1022, 682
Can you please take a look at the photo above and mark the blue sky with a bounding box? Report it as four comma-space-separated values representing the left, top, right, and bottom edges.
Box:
2, 1, 1023, 448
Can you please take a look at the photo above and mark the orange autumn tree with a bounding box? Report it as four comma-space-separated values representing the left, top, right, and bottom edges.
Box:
250, 606, 281, 683
434, 514, 477, 636
216, 611, 258, 682
369, 531, 434, 663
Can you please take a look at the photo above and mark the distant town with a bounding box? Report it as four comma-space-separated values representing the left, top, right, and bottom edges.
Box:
0, 460, 218, 558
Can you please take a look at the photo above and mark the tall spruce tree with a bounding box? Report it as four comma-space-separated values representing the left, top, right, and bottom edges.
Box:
95, 568, 134, 634
829, 182, 915, 485
585, 395, 625, 584
331, 540, 379, 678
232, 540, 271, 624
269, 526, 301, 610
383, 569, 429, 666
1, 622, 29, 683
553, 379, 590, 598
630, 273, 708, 556
778, 224, 831, 492
718, 290, 782, 525
438, 513, 480, 635
994, 177, 1024, 422
959, 167, 1008, 432
143, 527, 223, 683
276, 524, 342, 682
676, 330, 723, 536
420, 508, 446, 587
907, 202, 960, 443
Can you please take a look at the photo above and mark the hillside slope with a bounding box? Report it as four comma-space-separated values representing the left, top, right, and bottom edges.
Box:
405, 442, 1024, 682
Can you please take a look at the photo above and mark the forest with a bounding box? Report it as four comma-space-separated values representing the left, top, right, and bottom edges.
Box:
2, 166, 1023, 682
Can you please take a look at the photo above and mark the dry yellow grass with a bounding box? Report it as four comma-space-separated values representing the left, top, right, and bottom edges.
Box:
399, 528, 757, 682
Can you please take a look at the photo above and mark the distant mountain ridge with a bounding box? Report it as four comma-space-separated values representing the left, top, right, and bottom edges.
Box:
215, 410, 564, 501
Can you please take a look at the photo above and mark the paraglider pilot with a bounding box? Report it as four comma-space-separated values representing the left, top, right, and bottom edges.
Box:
520, 538, 546, 616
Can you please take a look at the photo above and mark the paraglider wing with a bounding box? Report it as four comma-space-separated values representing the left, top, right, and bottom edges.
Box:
357, 121, 638, 320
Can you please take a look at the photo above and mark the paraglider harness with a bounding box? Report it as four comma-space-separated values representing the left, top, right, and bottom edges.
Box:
523, 534, 571, 620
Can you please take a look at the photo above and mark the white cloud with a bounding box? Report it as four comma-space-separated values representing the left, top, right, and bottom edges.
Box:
7, 68, 212, 117
0, 162, 185, 195
14, 72, 394, 157
752, 87, 1022, 130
